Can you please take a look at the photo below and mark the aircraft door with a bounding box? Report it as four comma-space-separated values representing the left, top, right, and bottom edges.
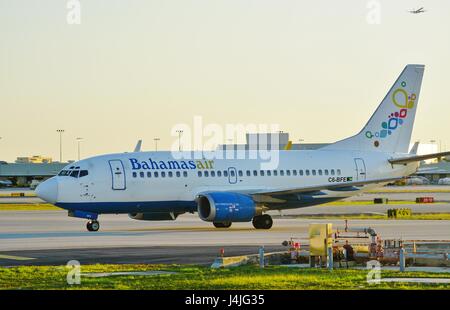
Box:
228, 167, 237, 184
109, 160, 126, 190
354, 158, 367, 181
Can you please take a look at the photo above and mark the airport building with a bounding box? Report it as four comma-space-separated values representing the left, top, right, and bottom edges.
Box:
416, 161, 450, 183
0, 156, 69, 186
15, 155, 53, 164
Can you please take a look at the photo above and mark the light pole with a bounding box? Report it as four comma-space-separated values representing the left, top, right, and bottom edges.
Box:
176, 130, 183, 151
154, 138, 160, 152
76, 137, 83, 160
56, 129, 65, 162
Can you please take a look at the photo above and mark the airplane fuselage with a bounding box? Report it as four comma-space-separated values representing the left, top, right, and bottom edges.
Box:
48, 149, 417, 214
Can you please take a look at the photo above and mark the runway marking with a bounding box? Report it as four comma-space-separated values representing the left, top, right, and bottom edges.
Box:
0, 254, 36, 261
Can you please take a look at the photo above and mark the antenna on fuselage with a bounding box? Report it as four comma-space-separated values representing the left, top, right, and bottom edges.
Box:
134, 140, 142, 152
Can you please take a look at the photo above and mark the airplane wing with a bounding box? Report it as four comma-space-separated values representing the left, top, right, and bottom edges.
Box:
388, 151, 450, 165
251, 177, 401, 197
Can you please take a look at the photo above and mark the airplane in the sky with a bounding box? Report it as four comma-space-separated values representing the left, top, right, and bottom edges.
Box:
409, 7, 426, 14
36, 64, 450, 232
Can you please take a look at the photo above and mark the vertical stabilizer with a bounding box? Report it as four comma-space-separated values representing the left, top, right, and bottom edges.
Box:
321, 65, 425, 154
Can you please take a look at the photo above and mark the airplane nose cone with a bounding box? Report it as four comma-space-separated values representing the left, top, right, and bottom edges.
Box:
35, 177, 58, 204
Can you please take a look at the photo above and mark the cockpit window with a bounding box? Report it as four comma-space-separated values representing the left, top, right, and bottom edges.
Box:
59, 169, 88, 178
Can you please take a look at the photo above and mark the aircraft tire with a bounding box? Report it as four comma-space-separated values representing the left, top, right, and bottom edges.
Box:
252, 215, 273, 229
87, 220, 100, 232
213, 222, 232, 228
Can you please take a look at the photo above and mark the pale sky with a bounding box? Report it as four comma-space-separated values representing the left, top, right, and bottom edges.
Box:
1, 0, 449, 162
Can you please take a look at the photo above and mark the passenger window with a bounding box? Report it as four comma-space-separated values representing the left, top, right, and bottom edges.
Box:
139, 171, 144, 178
168, 171, 173, 178
176, 171, 181, 177
224, 170, 228, 177
325, 169, 329, 176
286, 170, 291, 176
337, 169, 341, 176
319, 170, 323, 176
230, 170, 235, 177
183, 171, 187, 177
293, 170, 297, 176
246, 170, 251, 177
161, 172, 166, 178
154, 172, 159, 178
260, 170, 265, 176
312, 170, 316, 176
331, 169, 335, 176
273, 170, 278, 176
204, 171, 209, 177
211, 171, 216, 177
280, 170, 284, 176
306, 170, 310, 176
79, 170, 88, 177
132, 172, 137, 178
299, 170, 303, 176
253, 170, 258, 176
217, 171, 222, 177
147, 172, 151, 178
267, 170, 271, 176
238, 170, 243, 177
198, 171, 202, 177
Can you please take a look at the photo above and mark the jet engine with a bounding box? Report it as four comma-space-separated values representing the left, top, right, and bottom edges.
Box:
197, 192, 262, 222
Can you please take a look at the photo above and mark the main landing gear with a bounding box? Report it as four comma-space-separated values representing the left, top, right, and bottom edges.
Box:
213, 221, 232, 228
86, 220, 100, 232
252, 214, 273, 229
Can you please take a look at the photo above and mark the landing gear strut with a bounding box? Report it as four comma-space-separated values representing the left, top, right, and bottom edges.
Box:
213, 221, 232, 228
86, 220, 100, 232
252, 214, 273, 229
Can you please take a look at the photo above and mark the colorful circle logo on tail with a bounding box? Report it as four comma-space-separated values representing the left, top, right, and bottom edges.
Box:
366, 81, 416, 141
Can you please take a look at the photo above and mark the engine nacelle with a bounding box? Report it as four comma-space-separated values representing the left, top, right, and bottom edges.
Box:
128, 212, 180, 221
197, 192, 260, 222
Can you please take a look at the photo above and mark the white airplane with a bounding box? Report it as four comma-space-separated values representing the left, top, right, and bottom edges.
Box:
0, 179, 13, 187
409, 7, 426, 14
36, 64, 449, 232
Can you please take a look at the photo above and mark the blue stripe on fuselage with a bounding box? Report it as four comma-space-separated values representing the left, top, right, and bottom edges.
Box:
55, 200, 197, 214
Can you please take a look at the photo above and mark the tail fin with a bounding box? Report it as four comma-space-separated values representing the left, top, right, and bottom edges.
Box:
321, 64, 425, 154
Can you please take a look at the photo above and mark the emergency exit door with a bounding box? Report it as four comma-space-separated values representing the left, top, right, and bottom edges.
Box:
228, 167, 237, 184
109, 160, 126, 190
354, 158, 366, 181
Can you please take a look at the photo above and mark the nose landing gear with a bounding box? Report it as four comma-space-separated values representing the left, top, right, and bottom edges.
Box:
252, 214, 273, 229
86, 220, 100, 232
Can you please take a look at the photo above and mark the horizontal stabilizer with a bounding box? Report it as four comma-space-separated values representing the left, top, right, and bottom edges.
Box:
389, 151, 450, 165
